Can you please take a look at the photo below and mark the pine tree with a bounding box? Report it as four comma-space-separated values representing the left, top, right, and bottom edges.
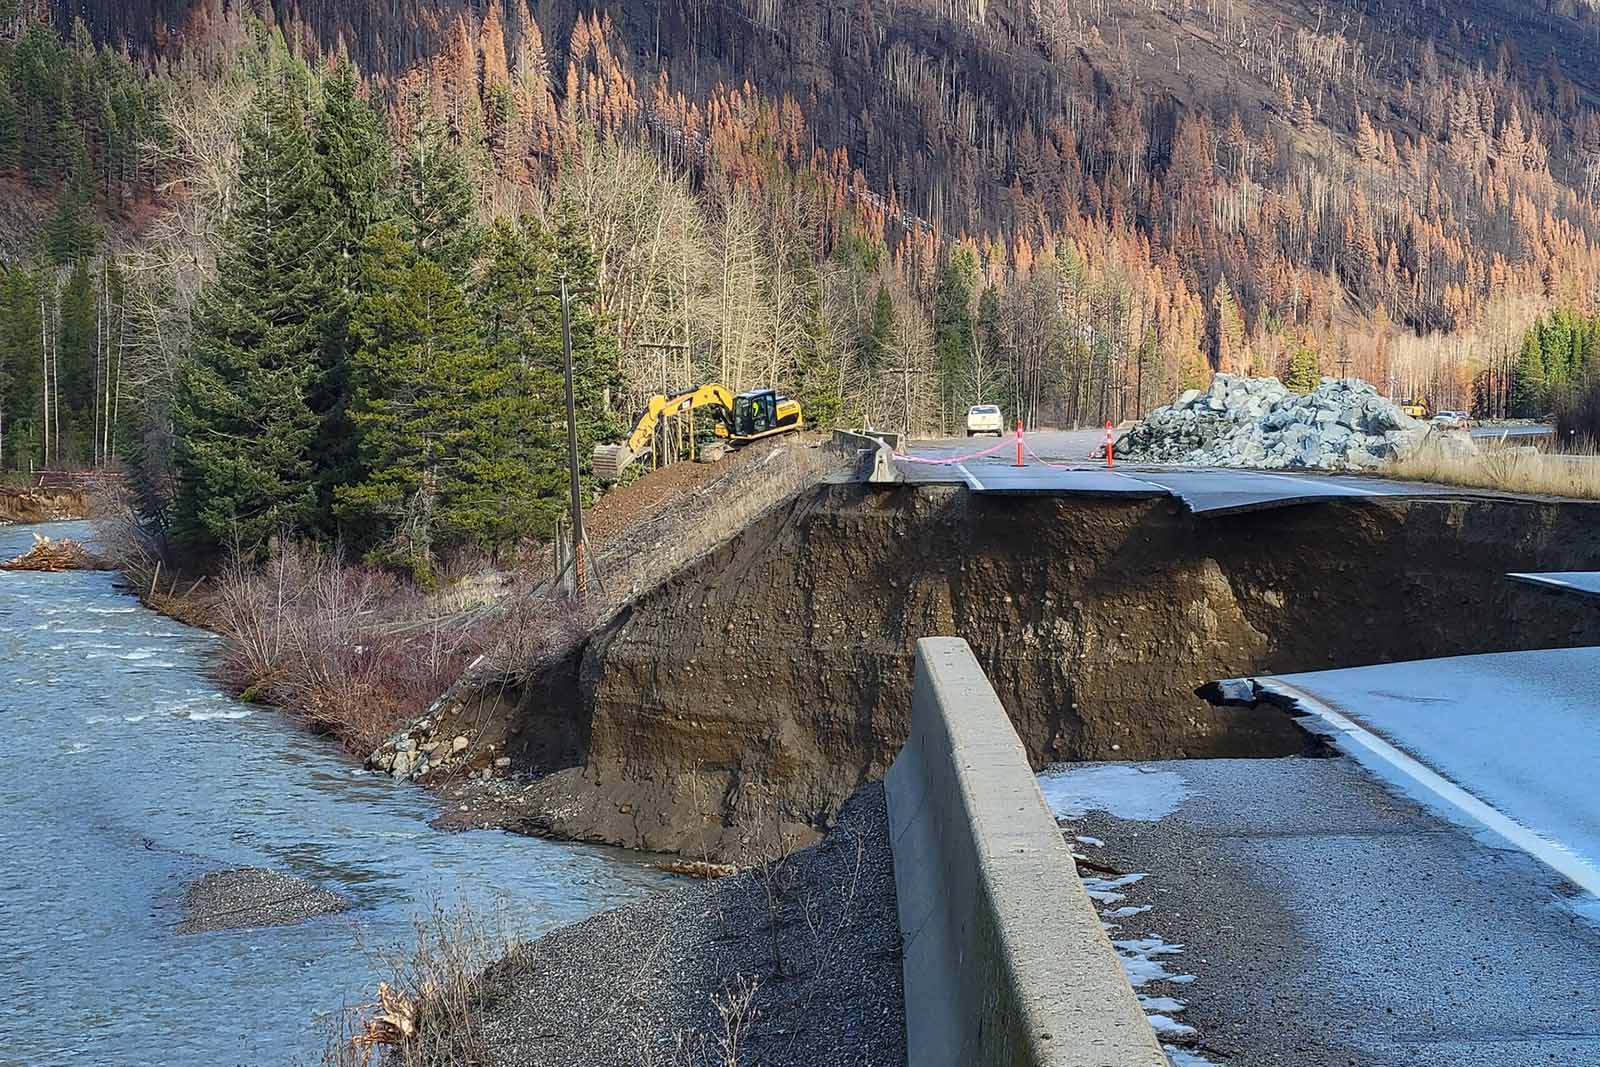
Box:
171, 77, 327, 555
0, 267, 44, 470
56, 258, 96, 437
933, 247, 978, 412
1510, 328, 1547, 417
468, 219, 569, 542
399, 113, 482, 278
545, 209, 624, 479
309, 63, 397, 524
863, 285, 896, 369
1285, 342, 1320, 393
338, 224, 484, 581
788, 252, 842, 429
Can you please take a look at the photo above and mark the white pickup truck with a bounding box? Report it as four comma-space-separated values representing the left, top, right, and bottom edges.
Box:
966, 404, 1005, 437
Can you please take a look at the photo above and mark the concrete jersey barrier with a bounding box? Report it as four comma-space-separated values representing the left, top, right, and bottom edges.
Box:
828, 428, 901, 483
885, 637, 1166, 1067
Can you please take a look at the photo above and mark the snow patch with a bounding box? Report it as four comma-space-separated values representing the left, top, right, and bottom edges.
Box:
1105, 904, 1153, 918
1038, 764, 1192, 821
1147, 1014, 1196, 1037
1075, 835, 1106, 847
1112, 936, 1195, 987
1165, 1046, 1219, 1066
1080, 872, 1145, 904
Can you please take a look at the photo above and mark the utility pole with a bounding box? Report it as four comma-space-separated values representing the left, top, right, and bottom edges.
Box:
1337, 351, 1353, 380
532, 274, 599, 606
884, 364, 915, 438
640, 340, 694, 465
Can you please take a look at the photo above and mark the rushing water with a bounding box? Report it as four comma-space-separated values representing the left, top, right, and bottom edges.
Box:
0, 521, 672, 1067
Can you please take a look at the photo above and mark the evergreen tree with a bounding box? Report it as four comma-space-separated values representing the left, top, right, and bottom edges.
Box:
1510, 327, 1547, 417
0, 267, 44, 470
933, 248, 977, 411
1539, 311, 1573, 399
1285, 342, 1320, 393
399, 114, 482, 278
56, 258, 96, 435
468, 219, 568, 542
789, 254, 842, 428
339, 225, 479, 580
309, 63, 397, 524
171, 78, 327, 555
863, 285, 896, 370
0, 75, 19, 173
545, 209, 624, 480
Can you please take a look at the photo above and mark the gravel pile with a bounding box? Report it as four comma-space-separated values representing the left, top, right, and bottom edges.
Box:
1116, 375, 1430, 470
177, 867, 348, 934
473, 783, 904, 1067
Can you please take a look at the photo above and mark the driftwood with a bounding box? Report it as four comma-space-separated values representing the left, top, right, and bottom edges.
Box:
656, 859, 742, 879
0, 534, 110, 572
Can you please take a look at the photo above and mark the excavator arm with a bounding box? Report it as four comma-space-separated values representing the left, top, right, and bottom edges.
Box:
593, 384, 735, 481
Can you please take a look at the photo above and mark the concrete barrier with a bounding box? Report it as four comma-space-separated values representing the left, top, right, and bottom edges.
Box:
828, 429, 901, 483
885, 638, 1167, 1067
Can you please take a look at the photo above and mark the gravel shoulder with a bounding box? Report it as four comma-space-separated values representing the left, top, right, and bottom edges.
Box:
472, 782, 905, 1067
1050, 757, 1600, 1066
177, 867, 348, 934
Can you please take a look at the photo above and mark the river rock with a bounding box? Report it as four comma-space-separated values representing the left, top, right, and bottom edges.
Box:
1115, 374, 1441, 471
452, 735, 469, 753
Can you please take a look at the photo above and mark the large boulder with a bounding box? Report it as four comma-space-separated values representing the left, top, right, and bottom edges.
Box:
1116, 374, 1436, 471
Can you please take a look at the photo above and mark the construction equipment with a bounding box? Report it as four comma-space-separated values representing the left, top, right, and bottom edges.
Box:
1401, 396, 1432, 419
591, 384, 803, 481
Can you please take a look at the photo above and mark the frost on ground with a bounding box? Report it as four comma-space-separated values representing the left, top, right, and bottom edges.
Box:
1038, 763, 1192, 821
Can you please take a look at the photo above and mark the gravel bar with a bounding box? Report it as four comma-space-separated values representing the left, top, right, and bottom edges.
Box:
474, 782, 905, 1066
178, 867, 348, 934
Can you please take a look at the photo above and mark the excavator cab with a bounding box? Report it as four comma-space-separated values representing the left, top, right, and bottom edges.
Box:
733, 389, 778, 437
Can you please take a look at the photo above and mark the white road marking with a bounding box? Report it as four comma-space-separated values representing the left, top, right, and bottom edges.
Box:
953, 462, 984, 491
1258, 679, 1600, 900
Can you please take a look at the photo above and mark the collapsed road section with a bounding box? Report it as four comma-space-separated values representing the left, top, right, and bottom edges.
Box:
427, 481, 1600, 861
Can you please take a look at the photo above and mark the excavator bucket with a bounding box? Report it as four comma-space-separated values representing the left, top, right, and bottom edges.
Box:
591, 443, 635, 482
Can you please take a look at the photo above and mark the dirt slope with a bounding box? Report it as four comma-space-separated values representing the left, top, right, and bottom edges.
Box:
449, 484, 1600, 860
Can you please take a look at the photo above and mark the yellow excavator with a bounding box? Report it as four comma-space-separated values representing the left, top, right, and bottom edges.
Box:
591, 384, 803, 481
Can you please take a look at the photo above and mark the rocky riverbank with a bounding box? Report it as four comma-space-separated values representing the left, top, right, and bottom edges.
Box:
465, 783, 904, 1067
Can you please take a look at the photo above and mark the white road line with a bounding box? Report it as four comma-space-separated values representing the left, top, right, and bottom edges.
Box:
953, 462, 984, 491
1259, 679, 1600, 900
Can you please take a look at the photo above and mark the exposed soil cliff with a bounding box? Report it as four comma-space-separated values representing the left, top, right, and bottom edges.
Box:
0, 487, 87, 525
436, 484, 1600, 860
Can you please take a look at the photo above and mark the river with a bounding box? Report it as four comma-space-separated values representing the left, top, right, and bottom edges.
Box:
0, 521, 672, 1067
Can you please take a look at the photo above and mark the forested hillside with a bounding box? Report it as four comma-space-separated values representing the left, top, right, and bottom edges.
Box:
4, 0, 1600, 559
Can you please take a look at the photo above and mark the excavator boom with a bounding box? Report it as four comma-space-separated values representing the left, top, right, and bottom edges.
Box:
592, 384, 735, 481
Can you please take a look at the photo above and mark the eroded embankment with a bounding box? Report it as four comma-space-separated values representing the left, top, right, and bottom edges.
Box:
452, 484, 1600, 859
0, 487, 86, 525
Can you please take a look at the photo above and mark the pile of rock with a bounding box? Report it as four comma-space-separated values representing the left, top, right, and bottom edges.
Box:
368, 702, 513, 783
1115, 375, 1431, 469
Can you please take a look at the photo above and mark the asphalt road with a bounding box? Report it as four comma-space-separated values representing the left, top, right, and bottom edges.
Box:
896, 432, 1472, 514
1260, 647, 1600, 897
1043, 756, 1600, 1066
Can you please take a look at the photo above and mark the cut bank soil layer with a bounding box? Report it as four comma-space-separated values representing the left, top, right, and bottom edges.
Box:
438, 485, 1600, 860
